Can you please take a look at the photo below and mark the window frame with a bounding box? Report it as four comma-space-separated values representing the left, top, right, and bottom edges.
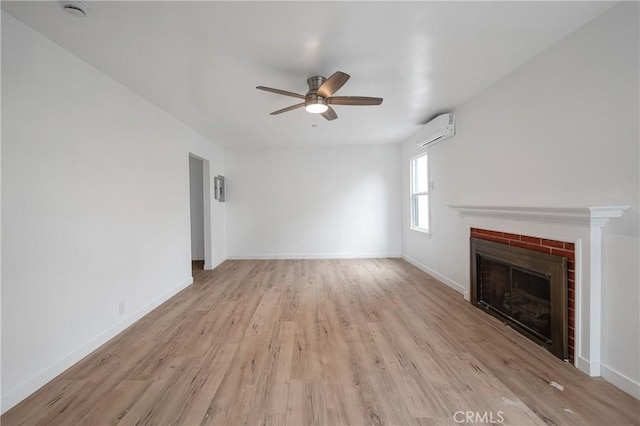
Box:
410, 151, 431, 235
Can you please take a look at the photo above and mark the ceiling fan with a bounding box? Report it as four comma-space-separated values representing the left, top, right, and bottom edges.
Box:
256, 71, 383, 121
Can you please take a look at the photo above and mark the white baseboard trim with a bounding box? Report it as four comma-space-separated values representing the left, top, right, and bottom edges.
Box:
577, 356, 601, 377
0, 276, 194, 414
226, 253, 402, 260
401, 255, 466, 295
601, 363, 640, 399
204, 257, 226, 270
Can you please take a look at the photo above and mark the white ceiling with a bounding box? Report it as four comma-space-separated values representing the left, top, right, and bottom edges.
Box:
2, 1, 614, 147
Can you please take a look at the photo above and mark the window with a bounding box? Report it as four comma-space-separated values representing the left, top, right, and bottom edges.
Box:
410, 152, 430, 233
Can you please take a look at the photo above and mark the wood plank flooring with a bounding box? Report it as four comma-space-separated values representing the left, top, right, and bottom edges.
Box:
2, 259, 638, 425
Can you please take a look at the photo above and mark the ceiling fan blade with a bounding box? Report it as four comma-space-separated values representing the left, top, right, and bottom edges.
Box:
270, 103, 305, 115
321, 106, 338, 121
257, 86, 306, 99
328, 96, 383, 106
316, 71, 350, 98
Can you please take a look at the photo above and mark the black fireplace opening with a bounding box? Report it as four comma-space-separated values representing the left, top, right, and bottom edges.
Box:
478, 257, 552, 342
471, 238, 568, 360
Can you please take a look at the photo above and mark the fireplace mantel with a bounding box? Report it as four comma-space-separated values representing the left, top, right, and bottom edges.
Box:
448, 205, 629, 227
448, 204, 630, 379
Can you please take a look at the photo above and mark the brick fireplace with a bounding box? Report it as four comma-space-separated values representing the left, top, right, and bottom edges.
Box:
470, 228, 575, 362
449, 204, 628, 378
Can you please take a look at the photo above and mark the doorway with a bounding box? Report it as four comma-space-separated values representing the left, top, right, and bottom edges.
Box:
189, 154, 211, 272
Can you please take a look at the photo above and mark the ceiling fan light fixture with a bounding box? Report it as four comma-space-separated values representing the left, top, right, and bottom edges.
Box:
305, 95, 328, 113
305, 103, 328, 114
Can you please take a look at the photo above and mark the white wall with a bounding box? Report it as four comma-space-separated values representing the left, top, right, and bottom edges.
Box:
226, 145, 401, 259
189, 156, 205, 261
1, 12, 226, 412
401, 3, 639, 396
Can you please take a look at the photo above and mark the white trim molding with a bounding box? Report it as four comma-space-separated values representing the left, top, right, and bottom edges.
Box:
204, 257, 226, 271
227, 253, 402, 260
448, 205, 629, 227
448, 204, 630, 382
601, 363, 640, 399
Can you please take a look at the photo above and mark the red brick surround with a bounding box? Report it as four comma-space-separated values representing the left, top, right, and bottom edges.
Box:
471, 227, 575, 363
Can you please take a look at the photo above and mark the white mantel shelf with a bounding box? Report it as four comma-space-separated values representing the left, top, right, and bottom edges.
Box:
448, 205, 630, 227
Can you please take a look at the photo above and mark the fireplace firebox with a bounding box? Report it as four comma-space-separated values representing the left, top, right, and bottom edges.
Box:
471, 237, 568, 360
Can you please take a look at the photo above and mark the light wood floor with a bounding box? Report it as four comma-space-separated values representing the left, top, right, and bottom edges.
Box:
3, 259, 638, 425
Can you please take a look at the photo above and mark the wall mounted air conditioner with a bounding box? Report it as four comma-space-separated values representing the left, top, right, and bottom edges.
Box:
416, 113, 455, 147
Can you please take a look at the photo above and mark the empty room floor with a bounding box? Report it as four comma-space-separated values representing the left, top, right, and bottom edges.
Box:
2, 259, 638, 425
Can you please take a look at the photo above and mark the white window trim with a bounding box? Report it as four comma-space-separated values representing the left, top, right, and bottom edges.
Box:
410, 151, 431, 236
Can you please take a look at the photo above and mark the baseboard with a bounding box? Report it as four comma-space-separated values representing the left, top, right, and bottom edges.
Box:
601, 363, 640, 399
401, 255, 466, 295
204, 257, 226, 270
0, 276, 194, 414
577, 356, 601, 377
226, 253, 402, 260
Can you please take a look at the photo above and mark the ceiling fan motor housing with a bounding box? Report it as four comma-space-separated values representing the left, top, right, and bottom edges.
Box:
306, 76, 326, 95
305, 76, 328, 112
